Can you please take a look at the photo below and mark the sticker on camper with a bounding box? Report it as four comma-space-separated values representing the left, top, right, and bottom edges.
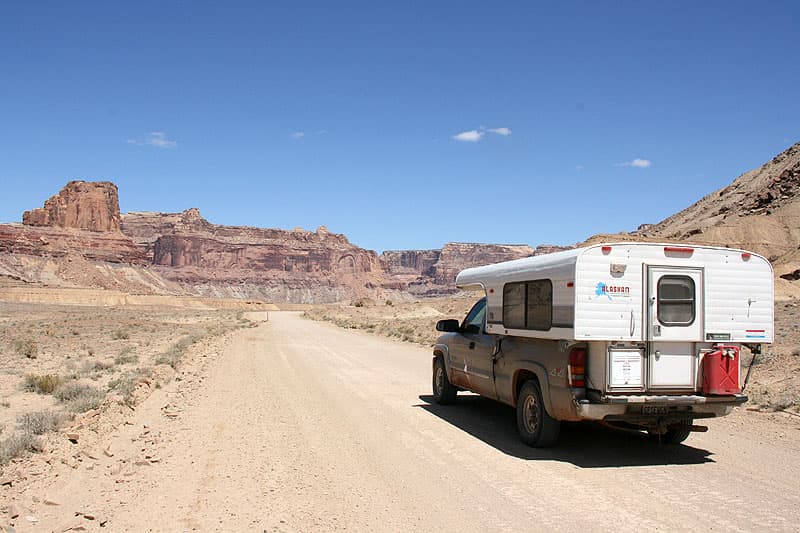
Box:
594, 282, 631, 300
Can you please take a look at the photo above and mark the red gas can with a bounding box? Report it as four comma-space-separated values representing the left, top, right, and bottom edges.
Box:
702, 346, 741, 395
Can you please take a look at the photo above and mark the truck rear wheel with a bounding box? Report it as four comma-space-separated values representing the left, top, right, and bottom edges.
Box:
651, 421, 692, 444
516, 380, 560, 447
432, 356, 457, 404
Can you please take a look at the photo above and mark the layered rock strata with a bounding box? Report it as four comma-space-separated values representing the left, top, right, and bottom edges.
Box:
122, 210, 384, 303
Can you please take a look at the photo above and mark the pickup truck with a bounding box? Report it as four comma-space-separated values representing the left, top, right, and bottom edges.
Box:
430, 244, 770, 447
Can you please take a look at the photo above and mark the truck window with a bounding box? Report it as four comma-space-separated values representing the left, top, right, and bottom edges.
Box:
503, 280, 552, 330
462, 298, 487, 333
657, 275, 695, 326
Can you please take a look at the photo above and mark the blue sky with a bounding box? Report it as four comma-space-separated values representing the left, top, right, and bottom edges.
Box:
1, 1, 798, 252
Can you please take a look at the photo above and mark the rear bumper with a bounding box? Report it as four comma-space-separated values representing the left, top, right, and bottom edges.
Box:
575, 393, 748, 421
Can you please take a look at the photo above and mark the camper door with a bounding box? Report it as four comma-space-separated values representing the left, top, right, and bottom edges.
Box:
646, 266, 704, 389
647, 267, 703, 341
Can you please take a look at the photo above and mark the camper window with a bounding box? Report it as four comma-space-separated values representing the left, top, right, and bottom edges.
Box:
502, 280, 553, 331
657, 275, 695, 326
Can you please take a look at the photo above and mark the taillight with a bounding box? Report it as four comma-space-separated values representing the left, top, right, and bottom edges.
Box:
568, 347, 586, 388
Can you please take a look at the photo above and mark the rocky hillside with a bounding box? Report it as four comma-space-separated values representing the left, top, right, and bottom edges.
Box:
636, 142, 800, 271
585, 142, 800, 284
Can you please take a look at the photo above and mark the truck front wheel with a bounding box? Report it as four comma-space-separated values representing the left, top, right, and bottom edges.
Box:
516, 380, 560, 447
432, 356, 457, 404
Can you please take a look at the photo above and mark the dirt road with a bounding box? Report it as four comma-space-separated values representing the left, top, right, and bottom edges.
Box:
11, 312, 800, 531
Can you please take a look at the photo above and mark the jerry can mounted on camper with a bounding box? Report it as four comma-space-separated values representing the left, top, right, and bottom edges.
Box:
432, 243, 773, 447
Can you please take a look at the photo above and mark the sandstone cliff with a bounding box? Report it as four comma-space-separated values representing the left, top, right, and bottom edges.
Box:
121, 211, 384, 303
23, 181, 122, 232
0, 181, 163, 292
1, 181, 146, 265
379, 243, 541, 295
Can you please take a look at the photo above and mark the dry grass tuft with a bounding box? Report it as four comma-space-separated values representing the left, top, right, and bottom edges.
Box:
17, 410, 65, 435
156, 334, 202, 369
108, 368, 153, 406
22, 373, 63, 394
13, 339, 38, 359
54, 382, 104, 413
0, 432, 42, 464
112, 329, 130, 340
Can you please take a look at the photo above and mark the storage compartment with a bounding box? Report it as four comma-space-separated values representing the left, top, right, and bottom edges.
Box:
702, 346, 740, 395
648, 341, 696, 389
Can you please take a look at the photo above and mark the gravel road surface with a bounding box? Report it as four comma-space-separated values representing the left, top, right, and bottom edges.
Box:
15, 312, 800, 531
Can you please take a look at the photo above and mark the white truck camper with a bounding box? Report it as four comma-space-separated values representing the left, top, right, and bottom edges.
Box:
431, 242, 773, 447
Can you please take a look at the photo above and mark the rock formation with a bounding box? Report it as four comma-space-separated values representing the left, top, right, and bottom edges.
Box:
379, 243, 539, 295
1, 181, 147, 265
23, 181, 122, 232
429, 243, 536, 286
121, 210, 384, 303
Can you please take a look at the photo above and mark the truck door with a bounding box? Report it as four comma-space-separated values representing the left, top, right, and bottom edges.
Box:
447, 298, 497, 398
646, 266, 703, 390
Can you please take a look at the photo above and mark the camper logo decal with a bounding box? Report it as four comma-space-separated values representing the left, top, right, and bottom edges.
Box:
595, 282, 631, 300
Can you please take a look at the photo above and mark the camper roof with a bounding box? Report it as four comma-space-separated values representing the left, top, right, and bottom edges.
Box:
454, 242, 767, 289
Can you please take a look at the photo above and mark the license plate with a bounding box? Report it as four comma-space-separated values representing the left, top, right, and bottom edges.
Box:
642, 406, 668, 415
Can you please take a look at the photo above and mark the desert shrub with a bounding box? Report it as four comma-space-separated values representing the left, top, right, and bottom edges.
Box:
54, 383, 104, 413
109, 368, 153, 406
13, 339, 38, 359
79, 359, 114, 376
17, 410, 64, 435
766, 393, 800, 412
22, 373, 63, 394
156, 334, 201, 369
385, 299, 393, 306
114, 348, 138, 365
112, 329, 130, 340
0, 432, 42, 464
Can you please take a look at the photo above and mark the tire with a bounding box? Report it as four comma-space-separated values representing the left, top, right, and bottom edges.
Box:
516, 380, 560, 447
432, 356, 457, 404
651, 421, 692, 444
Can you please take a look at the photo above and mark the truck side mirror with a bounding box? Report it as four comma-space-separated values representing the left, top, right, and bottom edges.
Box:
436, 319, 460, 332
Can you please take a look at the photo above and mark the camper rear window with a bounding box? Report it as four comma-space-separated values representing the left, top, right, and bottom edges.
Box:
503, 280, 552, 330
657, 275, 695, 326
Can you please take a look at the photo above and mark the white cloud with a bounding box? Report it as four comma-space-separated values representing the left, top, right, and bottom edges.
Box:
616, 158, 652, 168
126, 131, 177, 149
452, 126, 512, 142
291, 131, 305, 139
575, 164, 584, 172
452, 129, 484, 142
